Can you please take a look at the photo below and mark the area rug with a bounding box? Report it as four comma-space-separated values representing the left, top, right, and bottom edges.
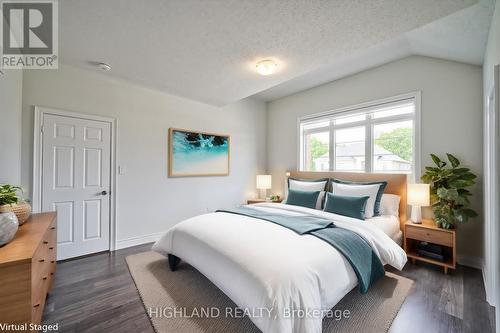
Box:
126, 251, 413, 333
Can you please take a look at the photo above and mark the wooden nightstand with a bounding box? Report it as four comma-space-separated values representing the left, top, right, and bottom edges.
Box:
247, 199, 283, 204
404, 219, 456, 274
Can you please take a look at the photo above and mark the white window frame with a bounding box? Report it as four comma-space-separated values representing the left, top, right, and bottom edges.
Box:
297, 91, 421, 180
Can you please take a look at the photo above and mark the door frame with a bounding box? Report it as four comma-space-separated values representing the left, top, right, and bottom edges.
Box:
484, 65, 500, 312
32, 106, 118, 251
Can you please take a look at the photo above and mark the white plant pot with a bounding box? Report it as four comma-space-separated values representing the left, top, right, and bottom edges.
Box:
0, 212, 19, 246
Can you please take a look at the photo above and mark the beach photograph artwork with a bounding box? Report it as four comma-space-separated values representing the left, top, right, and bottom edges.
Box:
169, 128, 230, 177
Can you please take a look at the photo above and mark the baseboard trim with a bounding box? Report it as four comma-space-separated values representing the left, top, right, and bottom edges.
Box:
116, 232, 164, 250
457, 254, 483, 270
483, 267, 496, 307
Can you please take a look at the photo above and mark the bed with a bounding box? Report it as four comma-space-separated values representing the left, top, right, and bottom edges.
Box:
153, 171, 408, 333
366, 215, 402, 245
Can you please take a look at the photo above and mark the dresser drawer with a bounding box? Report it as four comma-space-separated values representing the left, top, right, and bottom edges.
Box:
406, 225, 453, 247
32, 245, 50, 282
31, 288, 47, 326
43, 227, 57, 248
32, 244, 51, 307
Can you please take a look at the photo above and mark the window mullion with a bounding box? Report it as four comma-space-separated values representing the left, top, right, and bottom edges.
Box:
329, 120, 335, 171
370, 114, 413, 125
302, 126, 330, 135
365, 115, 373, 172
331, 119, 369, 130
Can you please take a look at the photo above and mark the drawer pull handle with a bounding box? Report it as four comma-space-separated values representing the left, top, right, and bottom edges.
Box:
43, 241, 49, 244
51, 260, 55, 263
33, 303, 40, 308
43, 276, 47, 280
50, 227, 56, 230
50, 272, 54, 276
49, 247, 54, 250
39, 259, 45, 262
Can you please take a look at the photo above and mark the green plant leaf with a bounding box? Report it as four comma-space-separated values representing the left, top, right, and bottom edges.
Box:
459, 173, 477, 181
457, 189, 472, 196
455, 196, 469, 205
0, 184, 22, 206
431, 154, 442, 167
447, 153, 460, 168
421, 174, 431, 183
449, 179, 474, 189
425, 166, 440, 172
436, 188, 447, 198
454, 210, 466, 224
437, 188, 459, 200
462, 208, 478, 217
453, 168, 470, 174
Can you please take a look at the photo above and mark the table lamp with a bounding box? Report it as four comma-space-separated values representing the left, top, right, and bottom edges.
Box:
256, 175, 272, 199
407, 183, 430, 224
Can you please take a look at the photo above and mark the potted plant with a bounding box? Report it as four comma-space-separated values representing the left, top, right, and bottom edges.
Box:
0, 184, 23, 246
421, 153, 478, 229
0, 184, 31, 225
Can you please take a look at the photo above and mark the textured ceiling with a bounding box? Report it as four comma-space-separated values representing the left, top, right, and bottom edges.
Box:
255, 0, 494, 101
59, 0, 481, 106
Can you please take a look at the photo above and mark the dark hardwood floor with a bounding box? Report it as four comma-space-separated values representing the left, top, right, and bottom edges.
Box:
43, 243, 495, 333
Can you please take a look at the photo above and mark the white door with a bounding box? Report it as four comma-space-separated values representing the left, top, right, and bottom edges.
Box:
41, 113, 111, 260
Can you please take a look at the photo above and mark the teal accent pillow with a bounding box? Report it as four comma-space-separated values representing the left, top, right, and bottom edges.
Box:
285, 189, 321, 209
331, 179, 387, 216
323, 193, 369, 220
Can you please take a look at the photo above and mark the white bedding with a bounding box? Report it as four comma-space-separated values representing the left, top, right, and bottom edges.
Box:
152, 203, 407, 333
365, 215, 402, 245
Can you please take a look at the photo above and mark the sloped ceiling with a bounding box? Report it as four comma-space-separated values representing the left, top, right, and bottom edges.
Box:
59, 0, 489, 106
255, 0, 494, 101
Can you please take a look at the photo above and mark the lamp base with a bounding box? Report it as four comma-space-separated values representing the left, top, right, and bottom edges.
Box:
259, 189, 267, 200
410, 205, 422, 224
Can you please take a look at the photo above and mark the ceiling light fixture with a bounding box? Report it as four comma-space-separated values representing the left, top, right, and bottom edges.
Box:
256, 59, 277, 76
97, 62, 112, 71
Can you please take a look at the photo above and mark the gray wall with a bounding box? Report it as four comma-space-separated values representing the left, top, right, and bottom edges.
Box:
0, 70, 23, 185
21, 65, 267, 244
267, 55, 483, 260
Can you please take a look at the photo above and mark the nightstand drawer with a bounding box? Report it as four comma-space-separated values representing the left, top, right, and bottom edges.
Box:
406, 225, 453, 247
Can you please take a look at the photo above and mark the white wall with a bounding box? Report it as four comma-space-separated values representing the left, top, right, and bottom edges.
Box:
267, 55, 483, 261
0, 70, 23, 185
21, 65, 267, 246
482, 0, 500, 316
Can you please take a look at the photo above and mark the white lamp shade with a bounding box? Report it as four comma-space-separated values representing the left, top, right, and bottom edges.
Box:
256, 175, 272, 190
407, 183, 430, 206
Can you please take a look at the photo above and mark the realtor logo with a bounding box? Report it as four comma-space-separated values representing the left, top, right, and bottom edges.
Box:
1, 0, 58, 69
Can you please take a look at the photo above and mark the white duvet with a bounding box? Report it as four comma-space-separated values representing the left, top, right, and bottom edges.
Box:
152, 203, 407, 333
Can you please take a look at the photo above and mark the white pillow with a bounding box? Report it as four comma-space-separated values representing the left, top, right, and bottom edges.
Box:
289, 179, 328, 192
380, 194, 400, 217
288, 179, 328, 209
331, 183, 382, 218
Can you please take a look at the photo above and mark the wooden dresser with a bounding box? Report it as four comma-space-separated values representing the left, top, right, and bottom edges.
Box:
0, 212, 57, 326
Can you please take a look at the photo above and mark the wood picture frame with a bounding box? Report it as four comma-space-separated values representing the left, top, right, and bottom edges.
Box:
168, 128, 230, 177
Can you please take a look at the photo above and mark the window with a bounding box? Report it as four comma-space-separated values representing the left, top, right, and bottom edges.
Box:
299, 93, 420, 176
304, 131, 329, 171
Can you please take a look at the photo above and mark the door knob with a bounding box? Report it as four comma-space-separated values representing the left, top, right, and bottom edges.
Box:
101, 190, 108, 195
